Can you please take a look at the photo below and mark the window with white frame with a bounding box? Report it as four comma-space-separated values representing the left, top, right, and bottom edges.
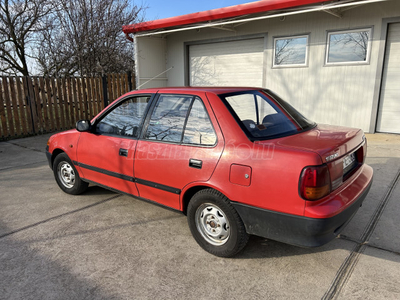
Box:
273, 35, 309, 67
326, 28, 372, 65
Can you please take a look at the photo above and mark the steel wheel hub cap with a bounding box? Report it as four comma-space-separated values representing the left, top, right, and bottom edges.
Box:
58, 162, 75, 188
195, 203, 230, 246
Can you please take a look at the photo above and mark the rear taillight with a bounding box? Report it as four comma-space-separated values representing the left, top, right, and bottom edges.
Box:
300, 165, 331, 200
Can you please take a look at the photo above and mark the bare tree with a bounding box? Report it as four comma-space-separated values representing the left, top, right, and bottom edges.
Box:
330, 31, 369, 61
274, 39, 296, 65
37, 0, 144, 77
274, 37, 308, 66
0, 0, 52, 76
354, 31, 369, 60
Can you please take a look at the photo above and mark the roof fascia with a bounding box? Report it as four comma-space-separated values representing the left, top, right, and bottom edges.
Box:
123, 0, 334, 34
130, 0, 388, 38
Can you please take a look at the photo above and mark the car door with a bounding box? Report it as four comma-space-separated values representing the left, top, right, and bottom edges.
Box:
76, 94, 152, 196
134, 93, 224, 210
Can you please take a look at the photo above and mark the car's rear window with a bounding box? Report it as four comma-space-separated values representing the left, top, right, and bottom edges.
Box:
219, 90, 315, 140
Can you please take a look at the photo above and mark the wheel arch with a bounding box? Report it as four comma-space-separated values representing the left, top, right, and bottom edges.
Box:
181, 184, 229, 215
50, 148, 66, 169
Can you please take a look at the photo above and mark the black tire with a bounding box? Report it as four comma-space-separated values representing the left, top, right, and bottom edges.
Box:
53, 153, 88, 195
187, 189, 249, 257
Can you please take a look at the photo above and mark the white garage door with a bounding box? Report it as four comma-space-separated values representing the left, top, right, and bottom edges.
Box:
377, 23, 400, 133
189, 38, 265, 87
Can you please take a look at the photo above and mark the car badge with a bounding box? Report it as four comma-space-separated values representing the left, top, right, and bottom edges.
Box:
326, 153, 339, 161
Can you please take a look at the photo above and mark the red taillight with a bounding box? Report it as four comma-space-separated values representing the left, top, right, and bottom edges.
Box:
300, 165, 331, 200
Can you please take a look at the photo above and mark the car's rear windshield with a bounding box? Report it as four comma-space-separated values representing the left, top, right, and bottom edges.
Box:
219, 90, 316, 140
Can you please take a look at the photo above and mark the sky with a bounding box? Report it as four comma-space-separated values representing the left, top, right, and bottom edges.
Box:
142, 0, 255, 21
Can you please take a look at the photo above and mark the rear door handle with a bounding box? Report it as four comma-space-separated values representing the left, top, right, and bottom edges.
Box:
119, 148, 128, 157
189, 158, 202, 169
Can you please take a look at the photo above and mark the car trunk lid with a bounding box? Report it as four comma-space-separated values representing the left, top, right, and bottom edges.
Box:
257, 124, 366, 194
273, 124, 364, 163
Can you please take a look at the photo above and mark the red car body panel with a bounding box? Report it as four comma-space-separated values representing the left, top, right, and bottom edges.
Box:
47, 129, 80, 163
201, 140, 321, 216
134, 139, 224, 209
304, 164, 373, 218
276, 124, 364, 163
77, 133, 139, 196
47, 87, 373, 248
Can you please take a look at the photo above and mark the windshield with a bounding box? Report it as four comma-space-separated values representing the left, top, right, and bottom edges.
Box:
219, 90, 316, 140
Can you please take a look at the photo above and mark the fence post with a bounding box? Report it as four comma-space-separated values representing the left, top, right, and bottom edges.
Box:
23, 77, 38, 134
127, 71, 133, 91
102, 75, 108, 108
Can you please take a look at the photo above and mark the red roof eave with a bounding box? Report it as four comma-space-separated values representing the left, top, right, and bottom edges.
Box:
123, 0, 333, 34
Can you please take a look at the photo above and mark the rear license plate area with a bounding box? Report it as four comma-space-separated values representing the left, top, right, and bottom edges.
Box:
343, 152, 357, 175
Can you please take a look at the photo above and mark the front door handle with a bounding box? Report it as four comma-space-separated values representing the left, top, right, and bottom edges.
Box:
119, 148, 128, 157
189, 158, 202, 169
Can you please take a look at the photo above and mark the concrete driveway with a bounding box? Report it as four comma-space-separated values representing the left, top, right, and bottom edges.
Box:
0, 133, 399, 300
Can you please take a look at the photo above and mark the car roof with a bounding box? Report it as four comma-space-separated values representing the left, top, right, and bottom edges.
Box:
135, 86, 261, 95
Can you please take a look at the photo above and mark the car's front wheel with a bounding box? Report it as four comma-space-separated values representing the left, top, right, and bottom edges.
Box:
187, 189, 248, 257
53, 153, 88, 195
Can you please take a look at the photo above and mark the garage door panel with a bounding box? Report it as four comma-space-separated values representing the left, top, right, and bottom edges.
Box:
381, 75, 400, 89
189, 38, 264, 87
380, 89, 399, 100
384, 55, 400, 64
381, 67, 400, 76
384, 52, 400, 65
377, 22, 400, 134
378, 112, 400, 131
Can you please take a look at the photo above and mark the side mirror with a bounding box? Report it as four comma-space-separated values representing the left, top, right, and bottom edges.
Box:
76, 120, 91, 132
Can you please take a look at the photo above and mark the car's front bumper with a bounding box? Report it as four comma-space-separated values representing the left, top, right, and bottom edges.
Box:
232, 165, 373, 247
45, 146, 52, 169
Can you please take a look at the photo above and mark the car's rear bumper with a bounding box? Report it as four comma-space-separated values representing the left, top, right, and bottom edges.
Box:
232, 165, 373, 247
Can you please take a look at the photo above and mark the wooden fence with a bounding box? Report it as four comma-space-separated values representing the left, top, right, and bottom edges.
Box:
0, 73, 135, 140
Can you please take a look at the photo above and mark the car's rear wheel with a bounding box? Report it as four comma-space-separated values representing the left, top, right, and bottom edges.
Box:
53, 153, 88, 195
187, 189, 248, 257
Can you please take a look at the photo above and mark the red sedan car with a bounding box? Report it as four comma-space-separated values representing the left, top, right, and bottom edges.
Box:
46, 87, 373, 257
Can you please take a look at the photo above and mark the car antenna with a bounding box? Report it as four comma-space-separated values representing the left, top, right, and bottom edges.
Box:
136, 66, 174, 90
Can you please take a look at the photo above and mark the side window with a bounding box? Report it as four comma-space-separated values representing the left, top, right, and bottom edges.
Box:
273, 35, 309, 67
325, 28, 372, 65
96, 96, 150, 138
183, 98, 217, 146
145, 95, 192, 142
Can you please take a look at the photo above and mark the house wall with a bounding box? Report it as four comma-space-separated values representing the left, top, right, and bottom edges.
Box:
135, 1, 400, 132
135, 36, 167, 89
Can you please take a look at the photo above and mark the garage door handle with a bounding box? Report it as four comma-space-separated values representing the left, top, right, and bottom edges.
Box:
119, 148, 128, 157
189, 158, 202, 169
